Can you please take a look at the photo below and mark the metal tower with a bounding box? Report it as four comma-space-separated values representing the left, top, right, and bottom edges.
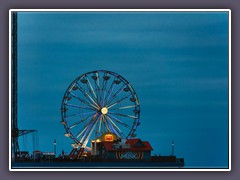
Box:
11, 12, 37, 159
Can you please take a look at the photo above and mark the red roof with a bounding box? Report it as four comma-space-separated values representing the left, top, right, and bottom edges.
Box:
102, 139, 153, 152
102, 142, 115, 151
126, 139, 153, 151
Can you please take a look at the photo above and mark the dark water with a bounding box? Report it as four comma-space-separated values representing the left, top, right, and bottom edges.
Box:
12, 161, 184, 169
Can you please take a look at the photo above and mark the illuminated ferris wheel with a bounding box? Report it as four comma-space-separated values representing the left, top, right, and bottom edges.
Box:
60, 70, 140, 153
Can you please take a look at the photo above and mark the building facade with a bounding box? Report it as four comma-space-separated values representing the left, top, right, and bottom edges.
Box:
91, 132, 153, 161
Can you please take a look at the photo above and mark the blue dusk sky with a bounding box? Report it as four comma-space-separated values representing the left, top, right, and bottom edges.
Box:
16, 11, 229, 168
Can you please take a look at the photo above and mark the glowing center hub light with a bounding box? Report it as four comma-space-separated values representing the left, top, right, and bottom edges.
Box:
101, 107, 108, 115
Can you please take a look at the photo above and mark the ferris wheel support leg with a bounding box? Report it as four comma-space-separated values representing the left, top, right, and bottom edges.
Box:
77, 148, 85, 159
69, 148, 77, 159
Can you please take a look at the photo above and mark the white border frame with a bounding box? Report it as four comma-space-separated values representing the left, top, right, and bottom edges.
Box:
9, 9, 231, 172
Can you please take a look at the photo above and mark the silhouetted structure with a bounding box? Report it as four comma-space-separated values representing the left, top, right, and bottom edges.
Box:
11, 11, 37, 160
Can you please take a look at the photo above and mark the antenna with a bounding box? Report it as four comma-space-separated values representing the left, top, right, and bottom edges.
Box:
54, 139, 57, 157
171, 140, 174, 156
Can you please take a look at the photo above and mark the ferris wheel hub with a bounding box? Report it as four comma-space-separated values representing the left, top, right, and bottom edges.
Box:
101, 107, 108, 115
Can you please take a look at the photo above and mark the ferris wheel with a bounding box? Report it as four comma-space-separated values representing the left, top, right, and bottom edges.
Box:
60, 70, 140, 152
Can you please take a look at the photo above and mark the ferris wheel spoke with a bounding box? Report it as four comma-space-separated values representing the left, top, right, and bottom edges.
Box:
103, 78, 117, 105
76, 126, 89, 139
110, 105, 138, 111
66, 111, 96, 118
103, 74, 111, 100
106, 93, 133, 109
97, 73, 104, 106
64, 103, 96, 111
102, 116, 111, 132
69, 92, 99, 109
101, 82, 107, 106
94, 116, 101, 137
108, 112, 138, 119
105, 117, 120, 137
92, 73, 101, 105
85, 75, 98, 101
82, 119, 99, 148
96, 72, 104, 106
104, 83, 126, 106
105, 115, 126, 138
80, 114, 100, 147
77, 113, 99, 139
100, 72, 109, 107
75, 82, 100, 109
107, 114, 132, 130
69, 113, 96, 129
97, 115, 103, 136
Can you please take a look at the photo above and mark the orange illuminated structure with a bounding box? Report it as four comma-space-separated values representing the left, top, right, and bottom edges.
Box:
91, 132, 153, 160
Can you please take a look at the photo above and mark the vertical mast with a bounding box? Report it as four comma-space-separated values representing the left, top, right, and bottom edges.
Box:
11, 11, 19, 158
11, 13, 37, 161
